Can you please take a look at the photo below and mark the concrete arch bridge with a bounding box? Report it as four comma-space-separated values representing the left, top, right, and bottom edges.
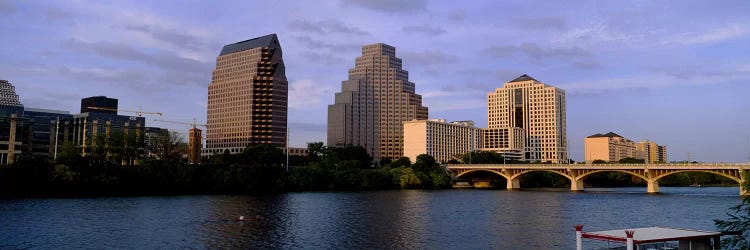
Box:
447, 163, 750, 195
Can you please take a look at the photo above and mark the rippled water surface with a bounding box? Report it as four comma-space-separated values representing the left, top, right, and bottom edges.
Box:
0, 187, 741, 249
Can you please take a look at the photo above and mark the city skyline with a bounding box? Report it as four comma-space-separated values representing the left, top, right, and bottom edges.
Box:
1, 1, 749, 162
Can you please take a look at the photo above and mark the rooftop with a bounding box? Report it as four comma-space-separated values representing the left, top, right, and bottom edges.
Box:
587, 132, 624, 138
219, 34, 279, 56
508, 74, 538, 83
582, 226, 722, 244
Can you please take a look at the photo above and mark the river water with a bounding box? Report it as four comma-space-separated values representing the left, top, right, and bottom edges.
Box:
0, 187, 741, 249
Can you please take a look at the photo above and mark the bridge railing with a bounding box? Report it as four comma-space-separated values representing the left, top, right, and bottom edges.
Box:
446, 163, 750, 169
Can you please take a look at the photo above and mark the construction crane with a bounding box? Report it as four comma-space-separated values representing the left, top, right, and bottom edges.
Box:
153, 118, 206, 164
87, 106, 163, 117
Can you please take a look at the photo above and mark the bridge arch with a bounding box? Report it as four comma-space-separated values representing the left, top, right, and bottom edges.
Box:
652, 169, 742, 184
509, 169, 574, 183
574, 169, 649, 183
454, 169, 510, 181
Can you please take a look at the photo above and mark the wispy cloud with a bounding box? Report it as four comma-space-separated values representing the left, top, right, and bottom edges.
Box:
482, 42, 598, 69
289, 79, 333, 110
341, 0, 427, 14
516, 17, 567, 30
288, 19, 370, 35
294, 36, 362, 52
401, 50, 458, 66
663, 23, 748, 45
403, 24, 446, 36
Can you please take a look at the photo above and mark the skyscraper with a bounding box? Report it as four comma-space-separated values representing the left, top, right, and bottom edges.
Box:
205, 34, 288, 155
487, 74, 567, 163
328, 43, 428, 160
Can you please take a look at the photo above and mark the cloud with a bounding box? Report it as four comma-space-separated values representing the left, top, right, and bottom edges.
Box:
342, 0, 427, 14
289, 79, 333, 109
124, 24, 218, 51
448, 10, 466, 21
403, 24, 446, 36
300, 51, 346, 64
401, 50, 458, 66
559, 64, 750, 96
482, 42, 598, 69
289, 122, 327, 133
496, 69, 524, 82
288, 19, 370, 35
62, 39, 211, 85
0, 1, 16, 14
516, 17, 567, 30
663, 24, 748, 45
53, 65, 157, 91
294, 36, 362, 51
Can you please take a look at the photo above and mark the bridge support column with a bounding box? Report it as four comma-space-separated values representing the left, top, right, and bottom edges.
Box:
571, 179, 584, 192
740, 170, 749, 196
647, 179, 659, 194
507, 178, 520, 190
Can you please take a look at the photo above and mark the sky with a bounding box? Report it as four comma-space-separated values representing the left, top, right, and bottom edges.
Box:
1, 0, 749, 162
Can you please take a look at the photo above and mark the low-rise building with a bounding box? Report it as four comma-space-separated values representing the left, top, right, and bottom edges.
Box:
637, 141, 667, 163
584, 132, 644, 163
480, 127, 525, 161
403, 119, 480, 163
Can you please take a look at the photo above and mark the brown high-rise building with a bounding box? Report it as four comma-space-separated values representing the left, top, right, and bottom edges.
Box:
204, 34, 288, 155
488, 75, 568, 163
328, 43, 428, 160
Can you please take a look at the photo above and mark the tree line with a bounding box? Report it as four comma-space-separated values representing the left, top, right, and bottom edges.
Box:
0, 141, 451, 198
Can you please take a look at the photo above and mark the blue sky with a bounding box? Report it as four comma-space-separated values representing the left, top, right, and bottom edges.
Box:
1, 0, 749, 162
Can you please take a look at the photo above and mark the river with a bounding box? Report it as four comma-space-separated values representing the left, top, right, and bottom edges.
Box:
0, 187, 741, 249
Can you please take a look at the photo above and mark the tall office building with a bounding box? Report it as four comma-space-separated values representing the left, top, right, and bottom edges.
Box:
403, 119, 480, 163
637, 141, 667, 163
80, 96, 118, 114
328, 43, 428, 160
585, 132, 644, 163
204, 34, 288, 155
488, 74, 567, 163
0, 80, 23, 164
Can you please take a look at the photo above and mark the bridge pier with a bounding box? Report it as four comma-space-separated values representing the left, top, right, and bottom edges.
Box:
571, 179, 584, 192
647, 180, 659, 194
507, 178, 520, 190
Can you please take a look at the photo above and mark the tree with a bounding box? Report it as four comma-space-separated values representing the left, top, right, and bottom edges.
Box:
155, 130, 184, 161
716, 172, 750, 248
460, 151, 504, 164
392, 157, 411, 168
592, 159, 608, 164
306, 142, 326, 163
413, 154, 437, 173
619, 157, 645, 164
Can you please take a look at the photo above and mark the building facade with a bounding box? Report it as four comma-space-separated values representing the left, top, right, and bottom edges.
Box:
24, 108, 72, 160
403, 119, 480, 163
584, 132, 644, 163
204, 34, 288, 156
80, 96, 117, 114
480, 127, 525, 160
637, 141, 668, 163
487, 74, 568, 163
0, 80, 24, 164
328, 43, 428, 160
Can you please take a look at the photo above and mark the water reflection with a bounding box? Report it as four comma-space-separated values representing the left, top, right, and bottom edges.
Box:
0, 187, 741, 249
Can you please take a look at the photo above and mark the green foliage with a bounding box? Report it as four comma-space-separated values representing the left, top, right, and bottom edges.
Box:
618, 157, 645, 164
519, 171, 569, 188
399, 168, 422, 188
716, 171, 750, 248
413, 154, 437, 173
0, 142, 457, 197
391, 157, 411, 168
460, 151, 505, 164
592, 159, 608, 164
